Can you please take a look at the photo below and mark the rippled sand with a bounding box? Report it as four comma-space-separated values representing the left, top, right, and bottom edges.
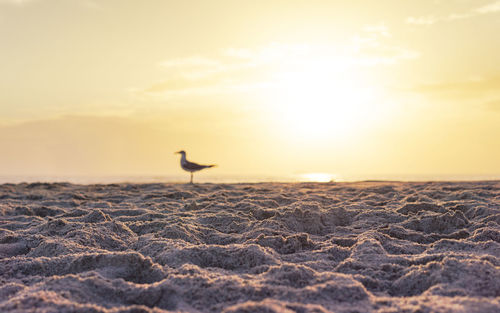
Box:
1, 181, 499, 312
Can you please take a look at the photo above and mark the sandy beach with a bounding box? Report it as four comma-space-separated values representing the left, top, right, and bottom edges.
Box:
1, 181, 499, 312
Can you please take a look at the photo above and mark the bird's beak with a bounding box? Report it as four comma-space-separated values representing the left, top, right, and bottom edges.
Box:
174, 151, 181, 154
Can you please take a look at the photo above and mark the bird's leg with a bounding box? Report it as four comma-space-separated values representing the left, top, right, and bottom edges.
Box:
190, 173, 193, 184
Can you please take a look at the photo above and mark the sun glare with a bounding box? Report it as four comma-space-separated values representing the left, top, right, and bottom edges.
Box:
300, 172, 337, 182
263, 50, 386, 142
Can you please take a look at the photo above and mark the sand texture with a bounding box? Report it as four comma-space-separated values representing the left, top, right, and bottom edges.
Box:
1, 181, 500, 312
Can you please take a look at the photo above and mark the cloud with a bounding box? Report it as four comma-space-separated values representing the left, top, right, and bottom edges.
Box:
407, 1, 500, 26
475, 0, 500, 14
158, 54, 259, 81
414, 76, 500, 96
141, 28, 418, 99
0, 0, 100, 8
142, 43, 308, 97
159, 56, 222, 69
351, 25, 420, 65
406, 16, 438, 25
0, 0, 36, 4
142, 48, 271, 97
362, 23, 391, 37
412, 76, 500, 111
351, 41, 420, 66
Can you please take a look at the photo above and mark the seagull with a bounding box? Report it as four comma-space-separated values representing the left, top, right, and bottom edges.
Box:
175, 150, 216, 184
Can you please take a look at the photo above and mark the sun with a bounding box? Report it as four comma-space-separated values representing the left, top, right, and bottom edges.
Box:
262, 51, 385, 142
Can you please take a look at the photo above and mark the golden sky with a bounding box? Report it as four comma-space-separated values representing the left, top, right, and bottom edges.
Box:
0, 0, 499, 181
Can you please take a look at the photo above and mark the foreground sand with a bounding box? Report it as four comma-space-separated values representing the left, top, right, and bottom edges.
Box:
1, 181, 499, 312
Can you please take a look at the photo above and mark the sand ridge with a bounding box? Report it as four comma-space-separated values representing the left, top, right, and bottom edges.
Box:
1, 181, 499, 312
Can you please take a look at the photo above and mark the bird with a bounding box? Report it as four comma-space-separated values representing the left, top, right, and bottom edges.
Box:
175, 150, 216, 184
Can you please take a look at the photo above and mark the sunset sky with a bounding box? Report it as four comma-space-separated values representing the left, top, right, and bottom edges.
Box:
1, 0, 499, 181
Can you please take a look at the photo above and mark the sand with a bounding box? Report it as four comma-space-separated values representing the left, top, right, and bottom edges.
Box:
1, 181, 499, 312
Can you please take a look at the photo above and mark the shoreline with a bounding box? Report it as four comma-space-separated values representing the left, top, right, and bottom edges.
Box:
2, 178, 500, 185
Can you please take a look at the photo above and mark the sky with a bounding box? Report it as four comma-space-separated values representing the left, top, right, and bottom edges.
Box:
0, 0, 499, 181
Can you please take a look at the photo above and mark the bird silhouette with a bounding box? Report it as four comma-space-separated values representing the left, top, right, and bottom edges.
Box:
175, 150, 215, 184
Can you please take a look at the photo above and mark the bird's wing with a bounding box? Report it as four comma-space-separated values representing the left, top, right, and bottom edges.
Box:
183, 160, 210, 171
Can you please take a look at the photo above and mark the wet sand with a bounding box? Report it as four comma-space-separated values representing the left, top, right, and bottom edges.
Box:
1, 181, 499, 312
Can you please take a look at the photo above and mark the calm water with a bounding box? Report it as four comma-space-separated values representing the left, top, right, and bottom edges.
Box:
1, 173, 499, 184
0, 175, 292, 184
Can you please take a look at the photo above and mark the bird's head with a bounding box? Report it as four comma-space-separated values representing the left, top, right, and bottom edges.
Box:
175, 150, 186, 155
